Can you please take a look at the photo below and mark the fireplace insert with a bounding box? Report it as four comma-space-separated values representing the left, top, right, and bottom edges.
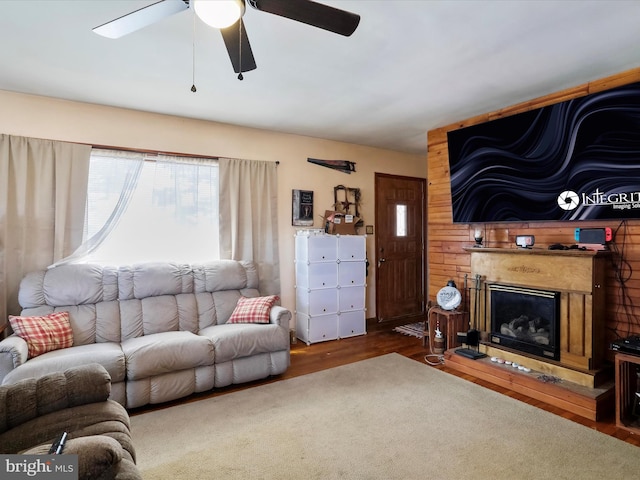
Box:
488, 284, 560, 361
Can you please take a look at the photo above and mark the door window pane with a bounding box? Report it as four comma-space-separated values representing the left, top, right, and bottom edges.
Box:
396, 205, 407, 237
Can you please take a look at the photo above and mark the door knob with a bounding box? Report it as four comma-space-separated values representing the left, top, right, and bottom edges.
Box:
378, 257, 386, 268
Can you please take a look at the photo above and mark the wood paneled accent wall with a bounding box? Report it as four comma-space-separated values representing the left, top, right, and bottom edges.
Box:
427, 67, 640, 353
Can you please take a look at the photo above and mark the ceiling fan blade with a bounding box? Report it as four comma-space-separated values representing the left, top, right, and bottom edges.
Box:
248, 0, 360, 37
220, 19, 257, 74
93, 0, 188, 39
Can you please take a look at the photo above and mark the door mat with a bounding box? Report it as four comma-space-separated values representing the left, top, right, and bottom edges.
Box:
393, 322, 424, 338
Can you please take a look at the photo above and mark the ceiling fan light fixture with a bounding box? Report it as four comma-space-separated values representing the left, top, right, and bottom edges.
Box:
194, 0, 245, 29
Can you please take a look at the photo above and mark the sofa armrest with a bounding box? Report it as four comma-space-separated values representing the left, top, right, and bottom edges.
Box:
269, 305, 292, 328
0, 335, 29, 383
0, 363, 112, 434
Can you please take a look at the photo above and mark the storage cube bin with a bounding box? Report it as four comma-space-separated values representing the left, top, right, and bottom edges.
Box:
338, 261, 366, 287
337, 235, 366, 261
296, 288, 338, 316
296, 312, 338, 344
295, 234, 337, 262
296, 261, 338, 289
338, 285, 366, 312
338, 310, 366, 339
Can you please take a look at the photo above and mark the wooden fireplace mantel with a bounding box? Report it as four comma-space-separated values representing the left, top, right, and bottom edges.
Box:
465, 247, 608, 374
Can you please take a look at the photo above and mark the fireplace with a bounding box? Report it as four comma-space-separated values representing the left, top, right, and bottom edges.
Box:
446, 248, 612, 420
488, 284, 560, 361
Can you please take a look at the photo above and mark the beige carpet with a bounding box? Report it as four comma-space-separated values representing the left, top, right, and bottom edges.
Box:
131, 353, 640, 479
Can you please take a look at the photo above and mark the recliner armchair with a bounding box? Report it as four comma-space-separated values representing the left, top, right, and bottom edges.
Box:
0, 363, 141, 480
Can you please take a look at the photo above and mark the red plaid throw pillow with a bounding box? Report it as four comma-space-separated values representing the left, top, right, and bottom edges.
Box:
227, 295, 279, 324
9, 311, 74, 359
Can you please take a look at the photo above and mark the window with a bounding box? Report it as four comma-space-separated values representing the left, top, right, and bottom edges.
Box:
83, 149, 219, 265
396, 204, 407, 237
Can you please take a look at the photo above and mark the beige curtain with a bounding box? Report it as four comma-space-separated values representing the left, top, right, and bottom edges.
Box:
219, 158, 280, 295
0, 134, 91, 327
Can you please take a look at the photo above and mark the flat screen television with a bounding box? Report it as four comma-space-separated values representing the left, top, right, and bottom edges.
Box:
447, 81, 640, 223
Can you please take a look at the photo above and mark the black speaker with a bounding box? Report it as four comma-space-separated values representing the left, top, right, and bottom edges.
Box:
466, 329, 479, 347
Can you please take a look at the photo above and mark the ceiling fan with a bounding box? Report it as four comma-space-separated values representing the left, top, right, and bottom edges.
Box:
93, 0, 360, 79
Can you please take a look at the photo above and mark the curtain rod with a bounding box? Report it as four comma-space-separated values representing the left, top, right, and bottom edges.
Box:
90, 144, 218, 160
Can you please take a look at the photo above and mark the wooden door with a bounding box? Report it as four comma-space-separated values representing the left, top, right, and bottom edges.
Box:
374, 173, 426, 322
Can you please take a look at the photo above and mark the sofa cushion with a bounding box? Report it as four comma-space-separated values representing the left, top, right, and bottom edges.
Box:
18, 264, 118, 309
227, 295, 279, 324
193, 260, 248, 292
118, 263, 194, 300
2, 342, 126, 386
121, 331, 214, 380
211, 290, 242, 325
9, 312, 73, 359
200, 323, 289, 364
119, 293, 200, 340
0, 364, 111, 433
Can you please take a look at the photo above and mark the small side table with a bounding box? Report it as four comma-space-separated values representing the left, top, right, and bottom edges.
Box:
615, 351, 640, 434
423, 306, 467, 351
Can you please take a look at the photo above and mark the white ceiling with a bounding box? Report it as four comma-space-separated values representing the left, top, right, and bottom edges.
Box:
1, 0, 640, 156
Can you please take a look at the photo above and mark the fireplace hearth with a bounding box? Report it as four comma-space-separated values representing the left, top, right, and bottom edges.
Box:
489, 284, 560, 361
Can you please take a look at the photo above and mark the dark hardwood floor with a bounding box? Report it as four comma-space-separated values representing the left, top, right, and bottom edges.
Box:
130, 321, 640, 448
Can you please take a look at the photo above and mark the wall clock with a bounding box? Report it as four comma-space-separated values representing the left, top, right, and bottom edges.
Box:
436, 281, 462, 311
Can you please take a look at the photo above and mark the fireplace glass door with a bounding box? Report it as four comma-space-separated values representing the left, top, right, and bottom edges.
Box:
488, 284, 560, 360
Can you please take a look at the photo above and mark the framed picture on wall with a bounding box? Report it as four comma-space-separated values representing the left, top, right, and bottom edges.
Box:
292, 189, 314, 226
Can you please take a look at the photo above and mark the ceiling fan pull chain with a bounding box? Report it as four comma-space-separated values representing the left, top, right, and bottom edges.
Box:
237, 19, 244, 81
191, 5, 197, 92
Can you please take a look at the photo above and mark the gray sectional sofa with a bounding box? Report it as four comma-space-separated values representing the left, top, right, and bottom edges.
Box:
0, 260, 290, 408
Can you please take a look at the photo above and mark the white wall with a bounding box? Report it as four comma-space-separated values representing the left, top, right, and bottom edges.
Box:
0, 90, 426, 322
